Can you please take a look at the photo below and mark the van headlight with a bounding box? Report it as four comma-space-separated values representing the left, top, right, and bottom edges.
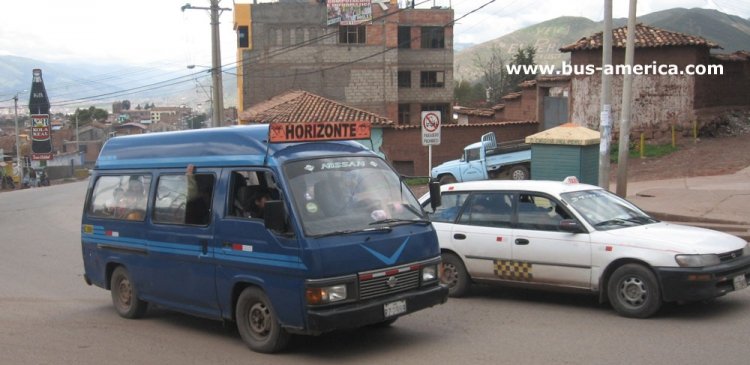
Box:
305, 284, 348, 305
422, 265, 438, 283
675, 254, 720, 268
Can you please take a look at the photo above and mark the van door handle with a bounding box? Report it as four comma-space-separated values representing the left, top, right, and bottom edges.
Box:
515, 238, 529, 245
200, 240, 208, 255
454, 233, 466, 240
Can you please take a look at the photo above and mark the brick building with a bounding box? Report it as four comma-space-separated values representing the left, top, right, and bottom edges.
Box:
233, 0, 454, 125
559, 24, 750, 140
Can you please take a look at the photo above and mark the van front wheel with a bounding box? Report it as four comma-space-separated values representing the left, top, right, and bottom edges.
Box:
236, 287, 290, 353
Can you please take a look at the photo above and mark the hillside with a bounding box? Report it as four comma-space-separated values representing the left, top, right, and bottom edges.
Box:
0, 55, 237, 112
455, 7, 750, 82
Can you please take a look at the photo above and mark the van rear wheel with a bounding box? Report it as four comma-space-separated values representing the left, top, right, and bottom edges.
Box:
236, 287, 290, 353
110, 266, 148, 319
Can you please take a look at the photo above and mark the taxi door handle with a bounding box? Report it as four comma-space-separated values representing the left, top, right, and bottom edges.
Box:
200, 240, 208, 255
454, 233, 467, 240
515, 238, 529, 245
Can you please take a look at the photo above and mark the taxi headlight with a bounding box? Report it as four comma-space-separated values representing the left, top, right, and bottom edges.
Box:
305, 284, 348, 305
422, 265, 438, 283
675, 254, 720, 268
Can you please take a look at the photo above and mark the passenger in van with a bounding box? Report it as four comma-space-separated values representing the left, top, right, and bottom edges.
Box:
248, 188, 272, 219
185, 164, 212, 225
118, 177, 146, 220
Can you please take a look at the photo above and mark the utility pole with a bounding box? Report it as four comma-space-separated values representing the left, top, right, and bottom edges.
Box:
181, 0, 231, 127
76, 112, 80, 153
598, 0, 613, 189
616, 0, 638, 197
13, 94, 24, 188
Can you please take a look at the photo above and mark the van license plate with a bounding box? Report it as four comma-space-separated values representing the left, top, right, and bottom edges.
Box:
733, 275, 748, 291
384, 300, 407, 318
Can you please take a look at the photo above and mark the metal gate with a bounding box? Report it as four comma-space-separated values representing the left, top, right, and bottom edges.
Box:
543, 96, 568, 130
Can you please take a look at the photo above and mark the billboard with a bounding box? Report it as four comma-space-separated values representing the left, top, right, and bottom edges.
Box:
29, 69, 53, 161
327, 0, 372, 26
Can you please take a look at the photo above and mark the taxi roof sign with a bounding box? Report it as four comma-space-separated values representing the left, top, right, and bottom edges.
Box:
563, 176, 580, 184
269, 121, 371, 143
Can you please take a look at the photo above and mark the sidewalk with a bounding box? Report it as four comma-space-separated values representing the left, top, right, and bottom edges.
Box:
620, 166, 750, 228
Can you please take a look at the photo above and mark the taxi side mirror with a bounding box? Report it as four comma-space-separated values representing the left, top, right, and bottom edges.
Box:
264, 200, 287, 233
559, 219, 583, 233
429, 180, 442, 211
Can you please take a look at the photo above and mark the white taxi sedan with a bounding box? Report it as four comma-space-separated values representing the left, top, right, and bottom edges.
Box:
420, 178, 750, 318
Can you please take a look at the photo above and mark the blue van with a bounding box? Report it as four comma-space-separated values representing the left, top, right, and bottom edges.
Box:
81, 123, 447, 353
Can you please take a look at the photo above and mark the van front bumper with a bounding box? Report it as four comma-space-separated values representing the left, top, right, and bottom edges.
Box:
303, 284, 448, 335
656, 255, 750, 302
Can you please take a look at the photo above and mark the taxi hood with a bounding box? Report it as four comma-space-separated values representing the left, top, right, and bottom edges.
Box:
599, 222, 747, 254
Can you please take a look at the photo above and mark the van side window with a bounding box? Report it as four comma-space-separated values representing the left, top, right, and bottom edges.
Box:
153, 174, 215, 226
229, 170, 280, 219
88, 175, 151, 221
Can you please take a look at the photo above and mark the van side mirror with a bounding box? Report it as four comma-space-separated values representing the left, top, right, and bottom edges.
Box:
559, 219, 583, 233
429, 180, 442, 211
264, 200, 287, 233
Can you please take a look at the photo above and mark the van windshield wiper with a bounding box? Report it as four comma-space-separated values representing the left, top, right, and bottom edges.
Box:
369, 218, 431, 226
313, 226, 392, 238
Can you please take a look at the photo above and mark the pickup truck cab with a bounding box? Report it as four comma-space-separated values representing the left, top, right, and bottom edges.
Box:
419, 177, 750, 318
431, 132, 530, 184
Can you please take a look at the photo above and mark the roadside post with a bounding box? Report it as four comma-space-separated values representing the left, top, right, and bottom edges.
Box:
421, 111, 442, 176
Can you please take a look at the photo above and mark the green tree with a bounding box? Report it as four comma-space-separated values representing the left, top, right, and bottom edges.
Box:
70, 106, 109, 125
473, 46, 509, 105
121, 100, 131, 110
506, 45, 537, 93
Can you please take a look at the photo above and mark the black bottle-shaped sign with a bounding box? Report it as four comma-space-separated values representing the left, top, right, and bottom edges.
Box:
29, 69, 53, 157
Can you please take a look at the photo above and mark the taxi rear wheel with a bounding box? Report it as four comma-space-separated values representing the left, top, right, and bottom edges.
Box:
110, 266, 148, 319
236, 287, 290, 353
607, 264, 662, 318
441, 253, 470, 297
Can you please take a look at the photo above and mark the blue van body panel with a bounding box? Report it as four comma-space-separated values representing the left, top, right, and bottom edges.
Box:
83, 125, 446, 335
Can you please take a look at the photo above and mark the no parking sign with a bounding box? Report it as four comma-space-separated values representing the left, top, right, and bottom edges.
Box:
421, 111, 441, 146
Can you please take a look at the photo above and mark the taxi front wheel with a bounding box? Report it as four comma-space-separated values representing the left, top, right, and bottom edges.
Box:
607, 264, 662, 318
236, 287, 290, 353
441, 253, 470, 297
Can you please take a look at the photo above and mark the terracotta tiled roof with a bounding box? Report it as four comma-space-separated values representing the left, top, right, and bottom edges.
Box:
518, 80, 537, 88
537, 75, 572, 82
240, 90, 393, 125
390, 120, 537, 130
501, 92, 522, 101
491, 104, 505, 111
711, 50, 750, 62
453, 107, 495, 117
560, 24, 720, 52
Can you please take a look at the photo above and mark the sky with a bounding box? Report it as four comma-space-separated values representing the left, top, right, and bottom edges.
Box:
1, 0, 748, 68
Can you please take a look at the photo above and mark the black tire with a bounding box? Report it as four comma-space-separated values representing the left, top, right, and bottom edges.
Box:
441, 253, 470, 297
439, 175, 457, 185
235, 287, 290, 353
110, 266, 148, 319
509, 165, 530, 180
607, 264, 662, 318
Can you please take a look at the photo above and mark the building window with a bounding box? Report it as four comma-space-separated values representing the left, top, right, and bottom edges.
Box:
421, 103, 450, 122
420, 71, 445, 88
339, 25, 366, 44
398, 104, 411, 125
421, 27, 445, 49
398, 26, 411, 49
238, 26, 249, 48
398, 71, 411, 88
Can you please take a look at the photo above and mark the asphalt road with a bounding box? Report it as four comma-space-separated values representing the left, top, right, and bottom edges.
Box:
2, 181, 750, 365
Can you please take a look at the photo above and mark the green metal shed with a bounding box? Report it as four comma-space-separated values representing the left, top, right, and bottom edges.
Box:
525, 123, 601, 185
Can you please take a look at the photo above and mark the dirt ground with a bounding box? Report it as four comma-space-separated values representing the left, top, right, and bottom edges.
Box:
612, 133, 750, 182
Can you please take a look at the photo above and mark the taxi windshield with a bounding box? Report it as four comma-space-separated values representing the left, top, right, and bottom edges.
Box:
561, 189, 657, 231
284, 157, 426, 237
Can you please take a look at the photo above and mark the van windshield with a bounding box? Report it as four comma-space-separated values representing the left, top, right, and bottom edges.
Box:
284, 157, 426, 237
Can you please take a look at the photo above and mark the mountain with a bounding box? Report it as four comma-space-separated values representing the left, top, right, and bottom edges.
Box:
0, 55, 237, 113
455, 8, 750, 82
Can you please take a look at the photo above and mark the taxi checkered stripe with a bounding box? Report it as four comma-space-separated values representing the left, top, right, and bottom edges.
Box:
493, 260, 533, 281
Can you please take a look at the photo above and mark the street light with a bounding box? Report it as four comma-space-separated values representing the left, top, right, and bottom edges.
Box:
187, 65, 214, 127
